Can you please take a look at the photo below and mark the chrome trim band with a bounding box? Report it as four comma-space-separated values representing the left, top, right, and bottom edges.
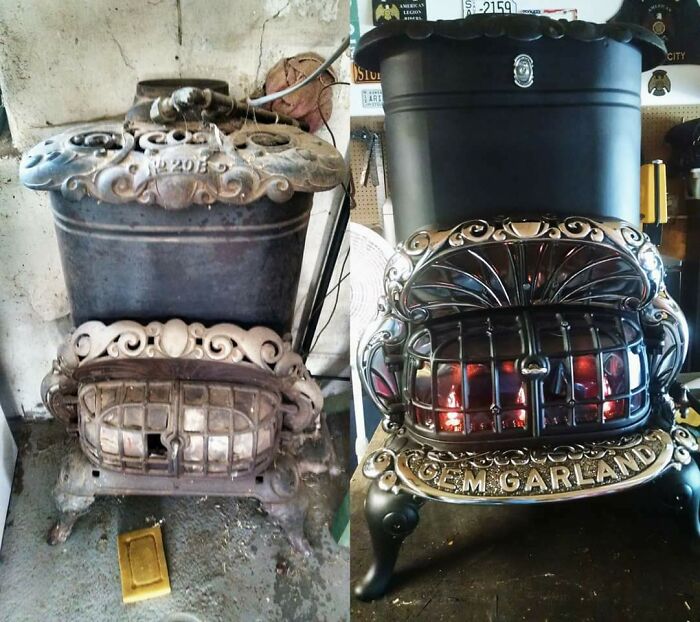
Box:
363, 427, 699, 504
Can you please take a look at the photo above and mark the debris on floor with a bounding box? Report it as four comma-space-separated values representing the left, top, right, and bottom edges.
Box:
0, 419, 350, 621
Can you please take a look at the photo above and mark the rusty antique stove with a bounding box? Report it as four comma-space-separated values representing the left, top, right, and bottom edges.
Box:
353, 14, 700, 600
19, 79, 345, 552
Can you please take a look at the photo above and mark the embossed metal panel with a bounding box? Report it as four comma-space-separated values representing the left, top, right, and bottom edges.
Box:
362, 426, 700, 504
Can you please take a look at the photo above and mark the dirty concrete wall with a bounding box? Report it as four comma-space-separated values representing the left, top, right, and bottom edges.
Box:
0, 0, 350, 418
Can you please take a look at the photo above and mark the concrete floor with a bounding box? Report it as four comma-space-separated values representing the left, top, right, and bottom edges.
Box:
350, 429, 700, 622
0, 419, 349, 622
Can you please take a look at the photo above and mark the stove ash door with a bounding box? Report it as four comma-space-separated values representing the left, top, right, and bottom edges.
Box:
402, 308, 650, 448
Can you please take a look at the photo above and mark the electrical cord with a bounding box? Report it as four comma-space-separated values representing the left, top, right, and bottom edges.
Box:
318, 80, 355, 212
247, 36, 350, 107
309, 247, 350, 354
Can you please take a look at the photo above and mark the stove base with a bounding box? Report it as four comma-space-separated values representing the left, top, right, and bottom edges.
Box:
48, 445, 313, 554
355, 426, 700, 600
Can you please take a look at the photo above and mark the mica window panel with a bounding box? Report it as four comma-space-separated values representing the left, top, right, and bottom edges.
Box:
257, 426, 273, 453
207, 436, 229, 463
184, 435, 204, 461
259, 392, 278, 422
233, 432, 254, 461
122, 430, 145, 458
208, 407, 231, 433
183, 384, 207, 406
148, 382, 173, 403
100, 385, 120, 410
235, 390, 256, 419
99, 426, 120, 455
232, 411, 253, 432
122, 404, 144, 428
147, 404, 170, 431
209, 385, 233, 408
124, 383, 146, 403
183, 406, 206, 433
412, 361, 433, 406
537, 325, 565, 354
81, 386, 97, 415
491, 320, 525, 358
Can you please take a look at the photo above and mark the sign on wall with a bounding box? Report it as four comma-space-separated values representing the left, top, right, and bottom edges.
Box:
463, 1, 577, 19
372, 0, 427, 23
611, 0, 700, 65
351, 0, 700, 115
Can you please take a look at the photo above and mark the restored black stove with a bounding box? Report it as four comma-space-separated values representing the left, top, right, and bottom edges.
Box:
353, 14, 700, 601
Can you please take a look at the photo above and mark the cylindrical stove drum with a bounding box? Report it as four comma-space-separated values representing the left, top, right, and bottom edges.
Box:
355, 15, 666, 239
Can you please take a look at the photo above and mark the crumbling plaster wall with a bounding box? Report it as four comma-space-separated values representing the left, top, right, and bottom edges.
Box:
0, 0, 350, 418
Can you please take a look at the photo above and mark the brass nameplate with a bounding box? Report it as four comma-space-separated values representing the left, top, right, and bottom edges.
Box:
118, 525, 171, 603
351, 63, 381, 84
394, 429, 675, 503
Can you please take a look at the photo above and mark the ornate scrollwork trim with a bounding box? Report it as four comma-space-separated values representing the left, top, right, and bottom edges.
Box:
383, 217, 665, 322
44, 319, 322, 433
641, 289, 689, 395
20, 122, 346, 209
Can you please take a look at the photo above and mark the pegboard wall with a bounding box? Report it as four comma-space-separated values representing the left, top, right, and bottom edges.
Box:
642, 104, 700, 163
350, 117, 386, 229
348, 107, 700, 254
642, 104, 700, 259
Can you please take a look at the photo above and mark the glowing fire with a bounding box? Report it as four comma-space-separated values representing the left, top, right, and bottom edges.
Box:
602, 376, 624, 420
439, 385, 465, 433
447, 385, 459, 408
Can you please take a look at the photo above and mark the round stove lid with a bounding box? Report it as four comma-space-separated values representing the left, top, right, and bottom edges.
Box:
355, 13, 667, 73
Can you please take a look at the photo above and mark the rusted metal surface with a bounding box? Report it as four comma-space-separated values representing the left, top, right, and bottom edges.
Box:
19, 79, 347, 331
21, 79, 346, 555
20, 79, 344, 208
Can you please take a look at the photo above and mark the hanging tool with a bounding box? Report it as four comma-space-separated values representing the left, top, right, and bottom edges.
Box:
640, 159, 668, 247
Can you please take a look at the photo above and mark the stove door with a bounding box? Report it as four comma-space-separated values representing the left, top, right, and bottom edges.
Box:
78, 379, 281, 477
403, 307, 649, 447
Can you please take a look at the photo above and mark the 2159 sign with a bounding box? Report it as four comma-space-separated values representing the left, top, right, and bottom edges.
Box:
463, 0, 518, 15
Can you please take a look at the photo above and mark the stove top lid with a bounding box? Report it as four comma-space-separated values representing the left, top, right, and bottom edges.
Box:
19, 80, 346, 210
355, 13, 666, 73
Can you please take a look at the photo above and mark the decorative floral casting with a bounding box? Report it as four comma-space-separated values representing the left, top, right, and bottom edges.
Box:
19, 122, 346, 209
43, 319, 322, 434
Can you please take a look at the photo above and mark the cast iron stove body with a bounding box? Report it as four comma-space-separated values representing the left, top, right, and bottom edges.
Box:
353, 14, 700, 600
19, 79, 346, 553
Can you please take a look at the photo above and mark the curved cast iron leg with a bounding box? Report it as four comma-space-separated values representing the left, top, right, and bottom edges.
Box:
658, 459, 700, 540
262, 492, 312, 556
47, 450, 97, 545
48, 491, 95, 545
354, 480, 423, 601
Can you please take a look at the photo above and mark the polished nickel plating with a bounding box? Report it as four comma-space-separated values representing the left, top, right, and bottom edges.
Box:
363, 427, 699, 504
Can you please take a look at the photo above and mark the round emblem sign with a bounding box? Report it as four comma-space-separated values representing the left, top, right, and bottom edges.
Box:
513, 54, 534, 89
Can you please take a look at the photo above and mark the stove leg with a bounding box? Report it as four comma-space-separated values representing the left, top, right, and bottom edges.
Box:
47, 449, 97, 545
659, 459, 700, 540
262, 493, 311, 556
48, 493, 95, 545
354, 481, 422, 601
